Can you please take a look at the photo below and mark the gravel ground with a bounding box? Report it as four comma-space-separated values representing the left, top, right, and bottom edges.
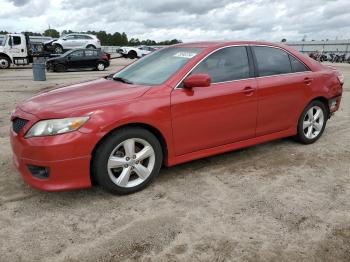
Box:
0, 59, 349, 262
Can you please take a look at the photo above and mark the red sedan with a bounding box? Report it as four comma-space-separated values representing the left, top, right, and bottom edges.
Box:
10, 41, 343, 194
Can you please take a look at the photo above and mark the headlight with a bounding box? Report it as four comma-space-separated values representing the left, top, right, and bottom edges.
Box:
25, 117, 89, 138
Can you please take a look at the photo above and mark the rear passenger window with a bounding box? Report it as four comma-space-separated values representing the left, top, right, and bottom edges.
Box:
253, 46, 291, 76
85, 50, 98, 57
192, 46, 250, 83
289, 55, 309, 72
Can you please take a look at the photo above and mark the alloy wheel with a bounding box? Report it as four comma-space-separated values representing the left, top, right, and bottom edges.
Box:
107, 138, 155, 188
303, 106, 324, 139
55, 46, 63, 54
97, 63, 105, 71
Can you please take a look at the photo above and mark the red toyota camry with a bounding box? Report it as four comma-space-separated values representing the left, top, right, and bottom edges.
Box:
10, 41, 343, 194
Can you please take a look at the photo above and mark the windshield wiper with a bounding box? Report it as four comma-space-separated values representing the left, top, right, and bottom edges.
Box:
113, 76, 133, 84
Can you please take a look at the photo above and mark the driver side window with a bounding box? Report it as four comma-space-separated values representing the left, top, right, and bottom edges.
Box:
70, 50, 84, 57
64, 35, 75, 40
192, 46, 250, 83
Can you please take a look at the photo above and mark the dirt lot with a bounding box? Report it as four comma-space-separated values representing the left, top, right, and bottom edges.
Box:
0, 59, 349, 262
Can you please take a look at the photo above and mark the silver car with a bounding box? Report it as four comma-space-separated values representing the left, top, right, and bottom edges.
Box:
52, 34, 101, 54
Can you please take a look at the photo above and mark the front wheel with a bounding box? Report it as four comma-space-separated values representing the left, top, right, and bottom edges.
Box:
0, 56, 10, 69
96, 62, 105, 71
295, 100, 328, 144
54, 44, 63, 54
92, 127, 163, 194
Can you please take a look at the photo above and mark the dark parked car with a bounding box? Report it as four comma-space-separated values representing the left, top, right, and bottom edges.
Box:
46, 49, 110, 72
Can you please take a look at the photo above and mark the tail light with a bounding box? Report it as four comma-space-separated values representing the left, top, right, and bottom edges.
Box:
101, 52, 110, 60
337, 73, 344, 85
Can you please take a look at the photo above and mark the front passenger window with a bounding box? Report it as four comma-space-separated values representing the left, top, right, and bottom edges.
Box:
192, 46, 250, 83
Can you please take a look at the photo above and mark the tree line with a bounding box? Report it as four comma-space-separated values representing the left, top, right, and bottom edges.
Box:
0, 29, 182, 46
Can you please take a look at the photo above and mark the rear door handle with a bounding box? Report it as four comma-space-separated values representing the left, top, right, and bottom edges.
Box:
243, 86, 254, 96
304, 77, 313, 85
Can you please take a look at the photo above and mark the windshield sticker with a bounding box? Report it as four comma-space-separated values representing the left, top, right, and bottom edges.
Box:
173, 52, 197, 59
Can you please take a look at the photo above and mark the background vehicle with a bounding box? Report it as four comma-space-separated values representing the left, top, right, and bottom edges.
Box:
0, 33, 56, 69
117, 45, 157, 59
51, 34, 101, 54
10, 42, 343, 194
46, 49, 110, 72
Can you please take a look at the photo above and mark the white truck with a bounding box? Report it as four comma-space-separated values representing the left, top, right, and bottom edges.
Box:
0, 33, 53, 69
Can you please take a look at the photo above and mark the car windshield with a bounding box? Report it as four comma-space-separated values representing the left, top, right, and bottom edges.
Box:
0, 35, 6, 46
113, 47, 203, 85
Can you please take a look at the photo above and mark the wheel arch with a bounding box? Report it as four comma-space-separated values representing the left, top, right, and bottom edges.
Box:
53, 43, 63, 48
0, 53, 12, 63
90, 122, 169, 185
308, 96, 330, 117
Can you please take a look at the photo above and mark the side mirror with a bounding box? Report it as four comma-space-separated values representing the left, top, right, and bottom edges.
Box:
183, 73, 211, 88
9, 36, 13, 47
62, 38, 67, 41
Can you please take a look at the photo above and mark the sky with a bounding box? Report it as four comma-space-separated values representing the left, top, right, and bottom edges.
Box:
0, 0, 350, 42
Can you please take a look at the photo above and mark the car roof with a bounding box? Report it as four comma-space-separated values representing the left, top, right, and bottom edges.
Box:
64, 33, 96, 37
173, 41, 290, 49
69, 48, 101, 51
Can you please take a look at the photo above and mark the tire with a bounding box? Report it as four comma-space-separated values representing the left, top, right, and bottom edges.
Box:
46, 64, 54, 72
128, 51, 137, 59
0, 56, 10, 69
54, 63, 67, 72
96, 62, 105, 71
54, 44, 63, 54
86, 45, 96, 49
295, 100, 328, 144
92, 127, 163, 194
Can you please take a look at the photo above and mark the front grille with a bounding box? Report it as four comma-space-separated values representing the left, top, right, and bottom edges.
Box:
12, 118, 29, 134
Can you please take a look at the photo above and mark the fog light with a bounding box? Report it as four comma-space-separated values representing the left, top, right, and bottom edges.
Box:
27, 165, 50, 179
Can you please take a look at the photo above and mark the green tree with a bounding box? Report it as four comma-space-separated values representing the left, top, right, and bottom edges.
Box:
62, 30, 76, 36
121, 32, 128, 46
43, 29, 60, 38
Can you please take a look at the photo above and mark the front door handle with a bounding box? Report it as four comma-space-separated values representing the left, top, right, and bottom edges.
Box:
243, 86, 254, 96
304, 77, 313, 85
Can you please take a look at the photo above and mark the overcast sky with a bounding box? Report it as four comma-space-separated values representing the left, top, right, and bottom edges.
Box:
0, 0, 349, 42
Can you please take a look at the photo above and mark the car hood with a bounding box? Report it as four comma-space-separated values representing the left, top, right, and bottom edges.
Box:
18, 78, 150, 119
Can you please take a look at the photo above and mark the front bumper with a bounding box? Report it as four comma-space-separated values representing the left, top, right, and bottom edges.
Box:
10, 108, 100, 191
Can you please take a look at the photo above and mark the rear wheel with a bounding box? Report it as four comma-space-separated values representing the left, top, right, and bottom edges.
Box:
128, 51, 137, 59
54, 63, 67, 72
0, 56, 10, 69
295, 100, 328, 144
92, 127, 163, 194
96, 62, 105, 71
86, 45, 96, 49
